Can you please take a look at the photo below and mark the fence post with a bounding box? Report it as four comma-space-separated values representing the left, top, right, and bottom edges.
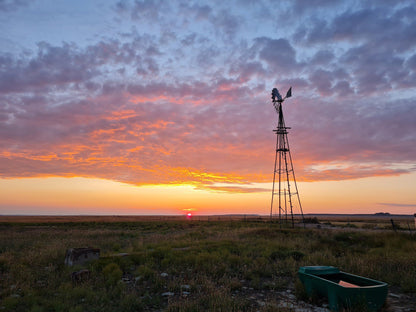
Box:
414, 213, 416, 229
390, 219, 397, 233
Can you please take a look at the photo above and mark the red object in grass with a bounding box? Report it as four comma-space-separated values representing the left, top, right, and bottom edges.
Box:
339, 280, 359, 288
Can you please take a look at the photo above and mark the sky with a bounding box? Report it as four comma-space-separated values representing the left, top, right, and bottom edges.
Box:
0, 0, 415, 216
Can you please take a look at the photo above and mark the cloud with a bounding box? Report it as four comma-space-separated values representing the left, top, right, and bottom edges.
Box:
310, 50, 335, 66
296, 4, 416, 51
293, 2, 416, 94
256, 37, 300, 74
291, 0, 338, 14
307, 67, 352, 96
287, 95, 416, 181
0, 34, 171, 95
0, 42, 95, 93
209, 9, 241, 40
377, 203, 416, 208
1, 0, 415, 190
116, 0, 171, 21
197, 185, 269, 194
0, 0, 31, 12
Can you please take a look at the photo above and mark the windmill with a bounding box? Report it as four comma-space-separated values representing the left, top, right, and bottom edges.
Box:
270, 87, 304, 227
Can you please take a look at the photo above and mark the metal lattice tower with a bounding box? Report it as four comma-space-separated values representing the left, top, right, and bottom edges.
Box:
270, 87, 304, 227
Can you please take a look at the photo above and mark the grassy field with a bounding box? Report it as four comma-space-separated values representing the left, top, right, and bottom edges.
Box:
0, 216, 415, 311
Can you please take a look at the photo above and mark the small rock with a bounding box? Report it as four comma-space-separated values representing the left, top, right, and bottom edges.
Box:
280, 302, 294, 308
160, 272, 168, 277
115, 252, 129, 257
182, 291, 190, 297
121, 277, 131, 283
36, 280, 47, 287
65, 247, 100, 266
181, 284, 191, 290
71, 269, 91, 283
141, 294, 152, 300
162, 292, 174, 297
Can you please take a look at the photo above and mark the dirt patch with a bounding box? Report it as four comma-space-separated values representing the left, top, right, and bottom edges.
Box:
229, 282, 416, 312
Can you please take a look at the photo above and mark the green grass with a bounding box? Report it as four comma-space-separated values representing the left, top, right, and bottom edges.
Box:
0, 220, 415, 311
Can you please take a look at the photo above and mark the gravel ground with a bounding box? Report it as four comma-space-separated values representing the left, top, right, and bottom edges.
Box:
232, 282, 416, 312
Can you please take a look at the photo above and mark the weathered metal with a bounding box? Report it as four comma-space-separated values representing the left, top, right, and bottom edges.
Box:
298, 266, 388, 311
270, 87, 304, 226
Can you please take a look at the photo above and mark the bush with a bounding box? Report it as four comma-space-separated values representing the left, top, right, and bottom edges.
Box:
102, 262, 122, 286
303, 217, 320, 224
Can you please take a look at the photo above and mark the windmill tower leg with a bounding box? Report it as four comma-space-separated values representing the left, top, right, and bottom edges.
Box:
270, 134, 279, 220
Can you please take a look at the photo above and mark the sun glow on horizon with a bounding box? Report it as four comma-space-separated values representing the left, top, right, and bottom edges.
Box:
0, 172, 415, 216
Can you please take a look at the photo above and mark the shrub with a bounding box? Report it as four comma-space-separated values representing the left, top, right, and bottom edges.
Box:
294, 279, 308, 301
290, 250, 305, 261
102, 262, 122, 286
303, 217, 320, 224
135, 264, 156, 281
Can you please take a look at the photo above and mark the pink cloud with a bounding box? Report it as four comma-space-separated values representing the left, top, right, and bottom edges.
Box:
1, 4, 415, 192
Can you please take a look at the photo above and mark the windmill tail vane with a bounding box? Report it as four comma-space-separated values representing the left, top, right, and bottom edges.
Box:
286, 87, 292, 98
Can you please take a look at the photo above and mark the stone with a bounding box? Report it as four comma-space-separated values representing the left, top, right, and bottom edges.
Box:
160, 272, 168, 277
114, 253, 129, 257
162, 292, 174, 297
122, 275, 133, 284
70, 269, 91, 283
65, 248, 100, 266
36, 280, 47, 287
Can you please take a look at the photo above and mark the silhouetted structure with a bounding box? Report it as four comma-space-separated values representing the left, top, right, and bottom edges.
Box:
270, 87, 304, 227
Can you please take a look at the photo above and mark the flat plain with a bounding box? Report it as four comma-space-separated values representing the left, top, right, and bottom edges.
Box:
0, 215, 415, 311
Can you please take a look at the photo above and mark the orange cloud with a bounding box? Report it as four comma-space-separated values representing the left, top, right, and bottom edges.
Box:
130, 95, 204, 106
105, 110, 139, 120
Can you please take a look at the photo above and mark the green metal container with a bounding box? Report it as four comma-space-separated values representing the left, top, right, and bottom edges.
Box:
298, 266, 388, 311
